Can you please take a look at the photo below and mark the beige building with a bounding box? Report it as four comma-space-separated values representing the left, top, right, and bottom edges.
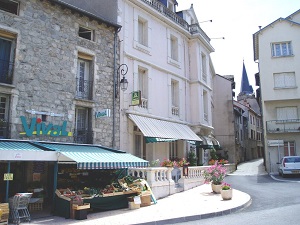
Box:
253, 9, 300, 174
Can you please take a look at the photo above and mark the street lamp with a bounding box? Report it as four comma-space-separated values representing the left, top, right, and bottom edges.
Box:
118, 64, 128, 91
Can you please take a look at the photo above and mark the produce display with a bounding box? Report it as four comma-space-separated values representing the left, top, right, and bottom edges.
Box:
56, 175, 148, 199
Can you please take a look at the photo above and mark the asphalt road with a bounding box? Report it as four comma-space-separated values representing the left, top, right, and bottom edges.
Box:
171, 159, 300, 225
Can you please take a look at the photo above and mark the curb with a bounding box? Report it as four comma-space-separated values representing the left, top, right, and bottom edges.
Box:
133, 195, 252, 225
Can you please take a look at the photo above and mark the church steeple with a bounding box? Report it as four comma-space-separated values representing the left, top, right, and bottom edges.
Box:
240, 61, 253, 95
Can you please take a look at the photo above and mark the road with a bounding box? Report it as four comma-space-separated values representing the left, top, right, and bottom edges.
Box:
171, 159, 300, 225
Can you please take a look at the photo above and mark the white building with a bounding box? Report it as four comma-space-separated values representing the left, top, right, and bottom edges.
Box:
117, 0, 218, 165
253, 9, 300, 174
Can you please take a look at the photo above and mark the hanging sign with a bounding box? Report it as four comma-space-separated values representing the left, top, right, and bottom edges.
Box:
4, 173, 13, 181
95, 109, 111, 118
131, 91, 141, 106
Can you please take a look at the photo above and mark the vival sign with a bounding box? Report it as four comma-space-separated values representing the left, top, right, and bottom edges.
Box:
20, 116, 72, 137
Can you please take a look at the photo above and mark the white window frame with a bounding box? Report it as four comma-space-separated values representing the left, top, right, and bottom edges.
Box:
274, 72, 296, 89
171, 79, 179, 116
133, 12, 151, 54
201, 53, 207, 82
138, 17, 148, 47
169, 141, 178, 159
271, 42, 293, 57
203, 90, 208, 121
78, 26, 94, 41
76, 58, 90, 98
170, 34, 178, 61
138, 67, 148, 109
276, 107, 298, 121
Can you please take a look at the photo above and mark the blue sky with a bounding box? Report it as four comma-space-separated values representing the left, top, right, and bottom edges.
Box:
177, 0, 300, 94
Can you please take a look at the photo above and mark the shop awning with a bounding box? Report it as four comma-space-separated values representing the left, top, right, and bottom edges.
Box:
197, 136, 222, 150
35, 142, 149, 169
145, 137, 177, 143
128, 114, 201, 141
0, 140, 57, 161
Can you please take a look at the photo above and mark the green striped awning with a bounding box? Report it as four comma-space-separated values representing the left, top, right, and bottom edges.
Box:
35, 142, 148, 169
145, 137, 177, 143
0, 140, 57, 161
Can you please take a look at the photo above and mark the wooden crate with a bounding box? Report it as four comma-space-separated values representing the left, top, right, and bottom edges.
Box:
140, 195, 151, 207
0, 203, 9, 225
72, 203, 90, 210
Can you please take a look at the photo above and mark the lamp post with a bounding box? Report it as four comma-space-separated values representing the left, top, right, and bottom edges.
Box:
115, 64, 128, 98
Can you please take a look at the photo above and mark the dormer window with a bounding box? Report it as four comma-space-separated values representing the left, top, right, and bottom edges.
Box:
0, 0, 19, 15
167, 0, 175, 12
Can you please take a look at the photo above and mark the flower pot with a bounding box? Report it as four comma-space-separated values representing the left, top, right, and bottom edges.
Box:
220, 189, 232, 200
211, 183, 222, 194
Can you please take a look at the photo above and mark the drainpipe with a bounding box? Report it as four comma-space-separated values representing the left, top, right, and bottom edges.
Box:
113, 27, 121, 149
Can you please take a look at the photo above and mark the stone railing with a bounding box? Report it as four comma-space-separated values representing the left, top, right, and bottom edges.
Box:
128, 164, 236, 199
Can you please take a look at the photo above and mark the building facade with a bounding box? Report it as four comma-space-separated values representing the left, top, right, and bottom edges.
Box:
117, 0, 218, 166
253, 9, 300, 174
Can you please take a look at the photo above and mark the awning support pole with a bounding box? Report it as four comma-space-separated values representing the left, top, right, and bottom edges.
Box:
52, 162, 58, 211
5, 162, 10, 203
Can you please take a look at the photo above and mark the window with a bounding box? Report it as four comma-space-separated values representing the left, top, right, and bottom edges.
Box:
78, 26, 94, 41
203, 90, 208, 121
75, 107, 92, 144
171, 79, 179, 116
138, 67, 148, 109
76, 54, 93, 100
284, 141, 295, 156
134, 126, 146, 160
167, 0, 175, 12
0, 0, 19, 15
0, 95, 9, 138
271, 42, 293, 57
0, 36, 15, 84
169, 141, 178, 159
138, 17, 148, 47
201, 53, 207, 82
274, 72, 296, 89
277, 107, 298, 120
170, 35, 178, 61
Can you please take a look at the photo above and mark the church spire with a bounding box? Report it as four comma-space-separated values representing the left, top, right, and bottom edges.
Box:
240, 61, 253, 95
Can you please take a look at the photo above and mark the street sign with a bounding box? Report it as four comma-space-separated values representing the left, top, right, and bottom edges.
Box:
3, 173, 13, 181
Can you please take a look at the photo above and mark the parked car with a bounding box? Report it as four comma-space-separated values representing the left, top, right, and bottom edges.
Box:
278, 156, 300, 177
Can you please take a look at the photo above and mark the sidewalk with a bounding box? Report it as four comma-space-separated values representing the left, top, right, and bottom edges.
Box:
20, 183, 251, 225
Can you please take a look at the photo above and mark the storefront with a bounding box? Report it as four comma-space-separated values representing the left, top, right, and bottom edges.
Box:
0, 139, 148, 218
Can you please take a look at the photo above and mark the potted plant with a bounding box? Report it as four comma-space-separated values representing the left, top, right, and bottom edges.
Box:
220, 182, 232, 200
203, 162, 227, 193
161, 159, 175, 167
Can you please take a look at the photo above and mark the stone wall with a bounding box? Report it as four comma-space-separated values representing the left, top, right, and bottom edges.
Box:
0, 0, 119, 147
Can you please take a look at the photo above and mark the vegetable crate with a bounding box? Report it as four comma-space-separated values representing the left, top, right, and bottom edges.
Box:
0, 203, 9, 225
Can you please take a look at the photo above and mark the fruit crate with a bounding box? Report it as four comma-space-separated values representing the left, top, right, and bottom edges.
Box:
0, 203, 9, 225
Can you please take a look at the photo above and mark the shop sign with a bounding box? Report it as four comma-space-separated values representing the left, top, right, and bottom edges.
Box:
3, 173, 13, 181
20, 116, 72, 137
131, 91, 141, 106
95, 109, 111, 118
267, 140, 284, 147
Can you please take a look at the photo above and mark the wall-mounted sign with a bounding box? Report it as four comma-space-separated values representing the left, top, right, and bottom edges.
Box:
95, 109, 111, 118
267, 140, 284, 147
4, 173, 13, 181
19, 116, 72, 137
131, 91, 141, 106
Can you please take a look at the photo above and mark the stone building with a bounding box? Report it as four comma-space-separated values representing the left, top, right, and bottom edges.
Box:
0, 0, 121, 147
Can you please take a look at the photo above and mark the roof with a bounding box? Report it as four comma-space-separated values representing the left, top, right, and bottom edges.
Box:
46, 0, 121, 29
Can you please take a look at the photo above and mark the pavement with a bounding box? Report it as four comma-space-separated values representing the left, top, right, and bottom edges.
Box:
17, 159, 269, 225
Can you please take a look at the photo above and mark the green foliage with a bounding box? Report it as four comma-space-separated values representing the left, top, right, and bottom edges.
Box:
188, 150, 197, 166
210, 148, 218, 160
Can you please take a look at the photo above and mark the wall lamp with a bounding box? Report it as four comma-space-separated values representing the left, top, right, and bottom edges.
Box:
115, 64, 128, 98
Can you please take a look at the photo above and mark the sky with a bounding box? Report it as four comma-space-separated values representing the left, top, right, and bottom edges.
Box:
177, 0, 300, 95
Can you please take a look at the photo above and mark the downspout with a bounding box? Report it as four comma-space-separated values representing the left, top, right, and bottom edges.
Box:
113, 27, 122, 149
